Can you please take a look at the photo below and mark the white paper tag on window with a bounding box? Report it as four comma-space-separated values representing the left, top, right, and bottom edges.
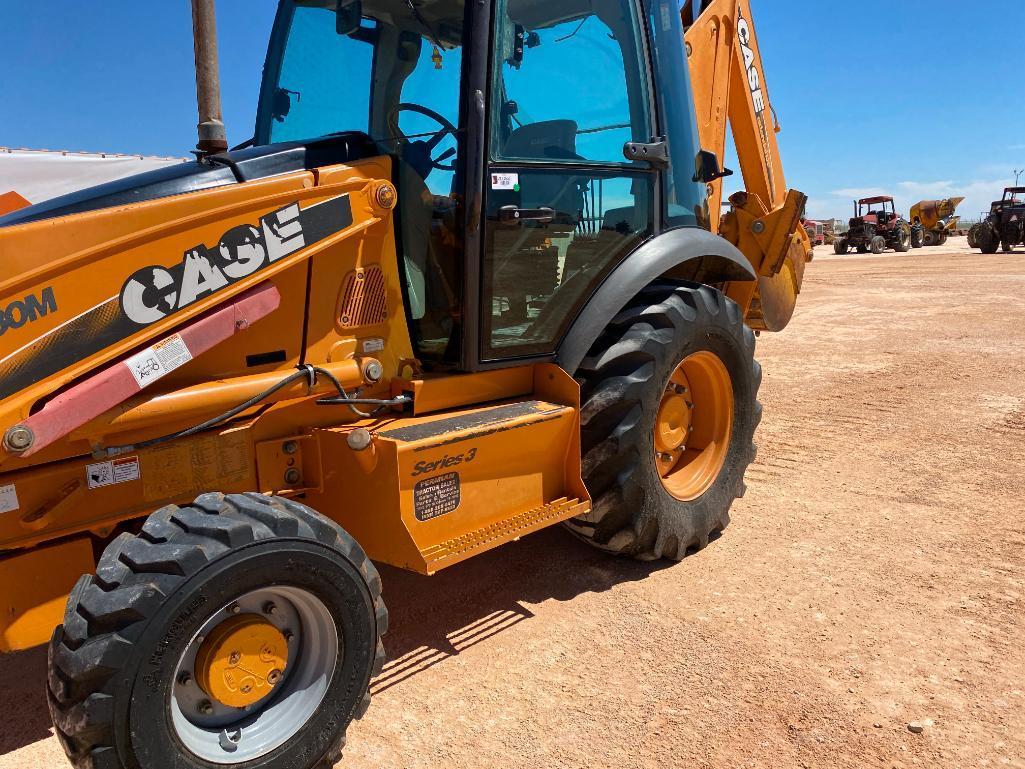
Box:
125, 334, 193, 389
490, 172, 520, 191
87, 456, 141, 490
0, 484, 19, 514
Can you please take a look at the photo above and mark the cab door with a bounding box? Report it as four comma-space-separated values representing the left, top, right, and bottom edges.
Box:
478, 0, 659, 363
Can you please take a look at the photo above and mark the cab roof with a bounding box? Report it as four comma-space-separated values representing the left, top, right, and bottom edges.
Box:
858, 195, 894, 205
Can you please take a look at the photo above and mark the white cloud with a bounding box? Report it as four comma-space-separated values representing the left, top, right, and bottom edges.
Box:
831, 187, 888, 200
808, 178, 1012, 224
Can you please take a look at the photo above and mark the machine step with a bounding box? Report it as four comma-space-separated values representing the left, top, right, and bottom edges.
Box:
420, 496, 589, 571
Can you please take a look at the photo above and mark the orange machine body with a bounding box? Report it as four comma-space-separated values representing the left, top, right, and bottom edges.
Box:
0, 156, 588, 651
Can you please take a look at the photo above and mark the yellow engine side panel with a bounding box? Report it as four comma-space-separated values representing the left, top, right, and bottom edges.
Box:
0, 537, 95, 652
297, 367, 589, 574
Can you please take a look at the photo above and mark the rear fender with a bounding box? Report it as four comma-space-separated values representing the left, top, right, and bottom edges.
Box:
555, 227, 755, 374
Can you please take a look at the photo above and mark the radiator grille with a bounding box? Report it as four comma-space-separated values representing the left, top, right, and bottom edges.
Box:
339, 265, 388, 328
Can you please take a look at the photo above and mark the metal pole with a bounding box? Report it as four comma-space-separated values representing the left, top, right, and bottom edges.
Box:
1015, 169, 1023, 187
191, 0, 228, 155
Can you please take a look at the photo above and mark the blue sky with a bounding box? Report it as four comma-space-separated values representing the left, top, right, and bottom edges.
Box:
2, 1, 1023, 221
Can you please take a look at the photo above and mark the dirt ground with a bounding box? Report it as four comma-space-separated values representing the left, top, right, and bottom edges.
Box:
2, 237, 1023, 769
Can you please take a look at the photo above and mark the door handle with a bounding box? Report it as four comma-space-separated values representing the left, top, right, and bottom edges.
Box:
498, 205, 556, 225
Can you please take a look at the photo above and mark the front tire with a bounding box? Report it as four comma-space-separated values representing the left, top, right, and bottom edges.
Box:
565, 283, 761, 561
47, 493, 387, 769
869, 235, 887, 254
833, 238, 849, 255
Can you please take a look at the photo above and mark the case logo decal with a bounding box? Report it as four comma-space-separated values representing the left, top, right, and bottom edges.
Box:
120, 204, 306, 325
119, 195, 352, 326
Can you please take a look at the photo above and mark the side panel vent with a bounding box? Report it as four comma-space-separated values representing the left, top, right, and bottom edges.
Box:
339, 265, 388, 328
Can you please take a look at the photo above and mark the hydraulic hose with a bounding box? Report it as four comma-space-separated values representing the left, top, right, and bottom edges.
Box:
95, 365, 410, 459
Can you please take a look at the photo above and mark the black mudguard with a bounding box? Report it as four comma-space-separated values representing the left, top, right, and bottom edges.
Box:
556, 227, 755, 374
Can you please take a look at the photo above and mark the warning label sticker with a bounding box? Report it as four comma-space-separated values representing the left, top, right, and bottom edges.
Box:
413, 472, 461, 522
0, 484, 19, 514
87, 456, 142, 490
125, 334, 193, 389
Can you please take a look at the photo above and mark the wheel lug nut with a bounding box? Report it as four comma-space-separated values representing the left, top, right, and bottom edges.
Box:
229, 650, 241, 665
284, 629, 294, 642
659, 453, 673, 463
228, 603, 241, 615
268, 669, 283, 686
263, 601, 278, 616
178, 672, 192, 686
675, 385, 688, 395
199, 700, 214, 716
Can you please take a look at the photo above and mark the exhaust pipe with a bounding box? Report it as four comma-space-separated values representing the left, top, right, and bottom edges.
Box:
191, 0, 228, 155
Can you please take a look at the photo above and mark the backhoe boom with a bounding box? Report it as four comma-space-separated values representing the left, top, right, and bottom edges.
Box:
684, 0, 812, 332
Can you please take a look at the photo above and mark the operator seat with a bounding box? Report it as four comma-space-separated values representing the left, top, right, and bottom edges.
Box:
397, 160, 435, 321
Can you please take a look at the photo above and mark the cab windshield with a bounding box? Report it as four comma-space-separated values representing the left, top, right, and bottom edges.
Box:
257, 0, 468, 365
256, 0, 466, 198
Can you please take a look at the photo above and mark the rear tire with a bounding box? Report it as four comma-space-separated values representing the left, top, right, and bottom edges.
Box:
894, 228, 911, 253
976, 223, 1000, 254
923, 230, 938, 247
565, 282, 760, 561
47, 493, 387, 769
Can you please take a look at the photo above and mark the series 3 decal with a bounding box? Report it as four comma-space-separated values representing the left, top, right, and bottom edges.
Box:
411, 447, 478, 477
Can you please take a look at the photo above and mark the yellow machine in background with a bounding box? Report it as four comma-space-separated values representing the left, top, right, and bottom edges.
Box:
910, 197, 965, 246
0, 1, 810, 767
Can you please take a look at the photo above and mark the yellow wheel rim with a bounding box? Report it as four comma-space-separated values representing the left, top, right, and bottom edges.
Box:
195, 614, 289, 709
654, 351, 734, 502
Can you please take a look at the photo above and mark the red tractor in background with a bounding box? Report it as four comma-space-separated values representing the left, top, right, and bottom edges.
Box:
834, 195, 912, 254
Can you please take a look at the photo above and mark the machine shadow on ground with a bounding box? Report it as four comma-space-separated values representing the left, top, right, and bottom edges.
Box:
0, 525, 682, 755
373, 526, 679, 694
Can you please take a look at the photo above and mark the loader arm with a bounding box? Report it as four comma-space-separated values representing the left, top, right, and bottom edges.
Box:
684, 0, 812, 332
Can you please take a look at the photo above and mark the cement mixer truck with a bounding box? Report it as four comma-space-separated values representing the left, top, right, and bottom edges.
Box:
910, 198, 965, 247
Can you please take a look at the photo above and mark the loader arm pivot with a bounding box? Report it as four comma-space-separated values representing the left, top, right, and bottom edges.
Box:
684, 0, 812, 332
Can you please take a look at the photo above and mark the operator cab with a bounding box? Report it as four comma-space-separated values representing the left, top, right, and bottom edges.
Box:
256, 0, 706, 370
856, 196, 895, 225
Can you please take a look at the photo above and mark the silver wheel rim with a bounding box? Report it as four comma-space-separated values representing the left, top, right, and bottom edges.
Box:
169, 586, 339, 764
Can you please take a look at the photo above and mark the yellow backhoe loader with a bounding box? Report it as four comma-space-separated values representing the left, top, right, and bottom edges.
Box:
0, 0, 810, 766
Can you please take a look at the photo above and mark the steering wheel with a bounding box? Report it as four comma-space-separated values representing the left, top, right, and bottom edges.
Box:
388, 102, 458, 176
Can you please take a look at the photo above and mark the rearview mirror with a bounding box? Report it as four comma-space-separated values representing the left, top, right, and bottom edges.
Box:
693, 149, 733, 184
336, 0, 362, 35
